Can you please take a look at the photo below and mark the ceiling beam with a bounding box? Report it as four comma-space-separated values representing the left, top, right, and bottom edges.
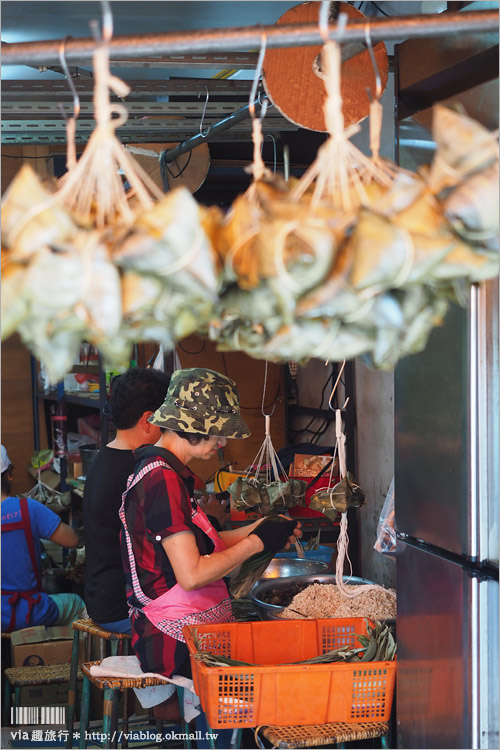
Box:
1, 129, 289, 146
2, 11, 497, 67
86, 52, 258, 69
397, 44, 499, 120
1, 116, 298, 145
2, 78, 252, 99
2, 101, 287, 118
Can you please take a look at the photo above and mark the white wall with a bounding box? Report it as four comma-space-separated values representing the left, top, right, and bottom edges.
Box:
351, 71, 397, 588
354, 361, 396, 588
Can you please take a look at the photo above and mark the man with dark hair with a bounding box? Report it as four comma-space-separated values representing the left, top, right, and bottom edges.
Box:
83, 367, 170, 633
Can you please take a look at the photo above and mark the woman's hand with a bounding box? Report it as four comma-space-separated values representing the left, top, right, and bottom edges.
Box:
253, 515, 303, 550
249, 518, 302, 555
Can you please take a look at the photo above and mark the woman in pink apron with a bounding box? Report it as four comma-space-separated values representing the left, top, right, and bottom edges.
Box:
120, 368, 301, 682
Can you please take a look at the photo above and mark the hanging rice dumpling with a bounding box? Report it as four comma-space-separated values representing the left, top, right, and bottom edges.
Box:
264, 480, 291, 511
428, 104, 499, 195
114, 187, 219, 298
22, 246, 85, 315
9, 235, 124, 382
295, 242, 358, 320
1, 164, 78, 260
363, 171, 426, 217
95, 336, 135, 374
1, 261, 30, 340
218, 175, 337, 299
309, 473, 366, 517
256, 319, 376, 365
398, 286, 449, 358
347, 209, 413, 295
289, 478, 308, 507
228, 476, 262, 510
120, 269, 214, 351
121, 271, 165, 328
443, 161, 499, 250
71, 231, 122, 341
18, 315, 85, 386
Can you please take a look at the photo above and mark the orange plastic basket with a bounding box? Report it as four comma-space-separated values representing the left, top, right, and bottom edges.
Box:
183, 618, 396, 728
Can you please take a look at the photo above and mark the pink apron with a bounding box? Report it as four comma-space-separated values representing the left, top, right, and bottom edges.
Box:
119, 459, 234, 643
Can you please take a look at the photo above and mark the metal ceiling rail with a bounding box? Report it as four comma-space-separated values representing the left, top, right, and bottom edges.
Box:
2, 78, 252, 98
2, 10, 497, 67
79, 53, 259, 69
2, 101, 287, 118
0, 114, 297, 140
1, 117, 297, 133
1, 131, 269, 146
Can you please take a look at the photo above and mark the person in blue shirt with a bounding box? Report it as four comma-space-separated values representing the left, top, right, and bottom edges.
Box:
1, 445, 86, 632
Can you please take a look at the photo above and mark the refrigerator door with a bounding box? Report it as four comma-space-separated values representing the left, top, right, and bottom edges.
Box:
396, 542, 499, 749
395, 298, 472, 555
395, 279, 499, 561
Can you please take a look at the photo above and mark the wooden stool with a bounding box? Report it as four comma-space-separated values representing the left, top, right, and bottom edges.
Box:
66, 619, 130, 749
78, 660, 180, 749
3, 663, 82, 727
255, 721, 391, 749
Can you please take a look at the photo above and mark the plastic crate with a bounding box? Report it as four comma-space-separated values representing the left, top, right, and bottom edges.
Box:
184, 618, 396, 728
275, 545, 335, 566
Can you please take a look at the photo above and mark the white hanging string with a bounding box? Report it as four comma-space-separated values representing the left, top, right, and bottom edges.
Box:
247, 34, 271, 187
290, 14, 393, 212
332, 408, 396, 600
56, 5, 163, 228
244, 362, 305, 556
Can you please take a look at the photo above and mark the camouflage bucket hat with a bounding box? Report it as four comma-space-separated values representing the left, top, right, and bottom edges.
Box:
148, 367, 251, 439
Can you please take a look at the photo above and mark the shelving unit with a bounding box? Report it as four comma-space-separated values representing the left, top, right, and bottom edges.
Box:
31, 353, 110, 491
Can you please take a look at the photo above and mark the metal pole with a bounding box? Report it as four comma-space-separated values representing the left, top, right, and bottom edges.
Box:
2, 11, 497, 67
162, 101, 258, 162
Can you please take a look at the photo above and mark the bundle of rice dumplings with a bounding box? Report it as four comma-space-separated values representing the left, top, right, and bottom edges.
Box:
0, 27, 219, 381
1, 27, 498, 378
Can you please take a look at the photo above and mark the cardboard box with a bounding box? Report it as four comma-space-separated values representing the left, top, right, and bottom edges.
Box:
67, 460, 83, 479
291, 454, 337, 478
19, 683, 70, 709
10, 625, 84, 668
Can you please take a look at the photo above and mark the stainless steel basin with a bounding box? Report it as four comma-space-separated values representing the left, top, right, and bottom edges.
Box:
250, 573, 376, 620
260, 558, 329, 580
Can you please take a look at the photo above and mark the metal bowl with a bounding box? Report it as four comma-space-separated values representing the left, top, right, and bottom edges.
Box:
250, 573, 376, 620
259, 558, 329, 580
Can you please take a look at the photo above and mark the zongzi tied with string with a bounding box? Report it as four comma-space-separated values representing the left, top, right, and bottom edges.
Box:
310, 472, 366, 518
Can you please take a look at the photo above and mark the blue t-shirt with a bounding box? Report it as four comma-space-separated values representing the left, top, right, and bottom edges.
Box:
1, 496, 61, 631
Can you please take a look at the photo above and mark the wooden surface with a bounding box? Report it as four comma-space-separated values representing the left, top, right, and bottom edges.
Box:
129, 141, 210, 194
263, 1, 388, 132
1, 335, 36, 496
176, 335, 286, 484
1, 145, 24, 193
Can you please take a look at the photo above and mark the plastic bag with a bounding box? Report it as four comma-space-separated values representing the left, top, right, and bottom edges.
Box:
374, 477, 399, 555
